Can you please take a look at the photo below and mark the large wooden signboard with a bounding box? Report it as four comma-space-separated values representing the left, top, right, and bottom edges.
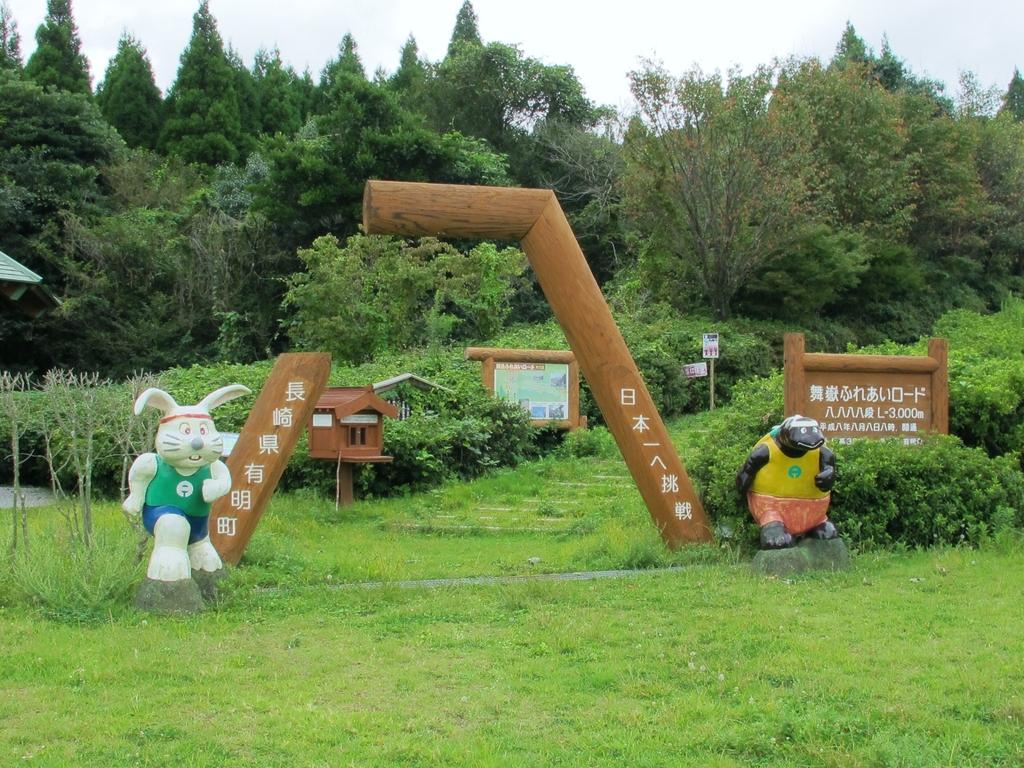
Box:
784, 333, 948, 444
465, 347, 581, 430
210, 353, 331, 565
364, 181, 712, 547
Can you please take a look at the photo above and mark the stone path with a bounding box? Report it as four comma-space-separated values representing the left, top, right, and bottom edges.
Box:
0, 486, 54, 508
333, 565, 692, 591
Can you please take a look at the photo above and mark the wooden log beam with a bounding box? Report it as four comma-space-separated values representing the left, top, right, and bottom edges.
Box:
364, 180, 712, 547
363, 181, 553, 240
465, 347, 576, 364
803, 353, 940, 374
210, 353, 331, 565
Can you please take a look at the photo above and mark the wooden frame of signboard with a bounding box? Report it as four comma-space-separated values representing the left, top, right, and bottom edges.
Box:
784, 333, 948, 443
364, 180, 712, 547
465, 347, 581, 430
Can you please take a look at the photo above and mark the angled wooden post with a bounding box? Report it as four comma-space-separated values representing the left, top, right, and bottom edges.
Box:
363, 180, 713, 546
210, 352, 331, 565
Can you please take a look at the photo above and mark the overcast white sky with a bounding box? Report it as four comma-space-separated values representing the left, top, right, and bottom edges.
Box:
7, 0, 1022, 110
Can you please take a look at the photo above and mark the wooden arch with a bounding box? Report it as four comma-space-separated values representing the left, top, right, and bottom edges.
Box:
363, 181, 712, 547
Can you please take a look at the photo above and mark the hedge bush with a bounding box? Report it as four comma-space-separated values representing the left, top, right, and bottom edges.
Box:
689, 372, 1024, 551
858, 298, 1024, 458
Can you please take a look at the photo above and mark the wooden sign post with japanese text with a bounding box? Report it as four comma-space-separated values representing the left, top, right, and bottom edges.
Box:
784, 333, 948, 444
210, 353, 331, 565
363, 180, 712, 546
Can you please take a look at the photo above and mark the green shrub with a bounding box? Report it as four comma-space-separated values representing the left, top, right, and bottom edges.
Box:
689, 372, 1024, 551
6, 530, 143, 622
557, 426, 618, 459
616, 306, 776, 418
859, 299, 1024, 458
831, 437, 1024, 549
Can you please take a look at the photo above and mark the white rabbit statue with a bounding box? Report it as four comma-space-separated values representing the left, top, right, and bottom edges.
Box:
124, 384, 251, 601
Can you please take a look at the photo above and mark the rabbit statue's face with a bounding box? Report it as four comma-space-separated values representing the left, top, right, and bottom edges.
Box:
155, 413, 225, 471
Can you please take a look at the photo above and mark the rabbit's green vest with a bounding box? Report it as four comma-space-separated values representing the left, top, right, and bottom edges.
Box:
144, 457, 213, 518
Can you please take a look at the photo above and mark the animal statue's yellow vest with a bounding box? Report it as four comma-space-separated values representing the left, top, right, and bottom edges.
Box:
749, 433, 829, 500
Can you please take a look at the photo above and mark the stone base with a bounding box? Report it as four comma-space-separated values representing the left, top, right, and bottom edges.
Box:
135, 577, 205, 615
751, 537, 851, 577
191, 568, 226, 603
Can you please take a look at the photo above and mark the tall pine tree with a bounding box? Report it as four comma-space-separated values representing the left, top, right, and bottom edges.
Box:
253, 47, 302, 136
160, 1, 243, 165
321, 34, 364, 87
96, 34, 163, 149
227, 44, 258, 154
24, 0, 90, 94
447, 1, 481, 57
388, 35, 431, 115
831, 21, 870, 69
0, 1, 21, 72
1001, 68, 1024, 122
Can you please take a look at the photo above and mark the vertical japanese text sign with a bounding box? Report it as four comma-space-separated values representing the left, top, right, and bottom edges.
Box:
362, 180, 712, 547
210, 353, 331, 565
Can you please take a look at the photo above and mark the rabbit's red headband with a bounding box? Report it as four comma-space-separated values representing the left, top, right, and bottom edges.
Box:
159, 413, 213, 424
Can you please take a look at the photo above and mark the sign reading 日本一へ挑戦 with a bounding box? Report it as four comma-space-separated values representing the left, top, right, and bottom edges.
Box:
494, 362, 570, 421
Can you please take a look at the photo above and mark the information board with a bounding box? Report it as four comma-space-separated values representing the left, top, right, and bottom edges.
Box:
784, 333, 948, 445
800, 372, 933, 444
494, 362, 570, 421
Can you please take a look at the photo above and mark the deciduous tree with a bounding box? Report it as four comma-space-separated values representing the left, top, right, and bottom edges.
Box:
0, 1, 21, 72
624, 62, 815, 319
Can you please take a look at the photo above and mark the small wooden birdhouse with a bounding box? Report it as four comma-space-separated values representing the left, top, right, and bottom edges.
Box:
308, 386, 399, 462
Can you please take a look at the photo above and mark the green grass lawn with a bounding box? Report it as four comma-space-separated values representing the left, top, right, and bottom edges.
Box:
1, 416, 1022, 766
2, 547, 1021, 767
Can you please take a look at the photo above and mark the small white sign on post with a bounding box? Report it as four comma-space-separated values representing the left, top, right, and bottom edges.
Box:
683, 362, 708, 379
702, 333, 719, 359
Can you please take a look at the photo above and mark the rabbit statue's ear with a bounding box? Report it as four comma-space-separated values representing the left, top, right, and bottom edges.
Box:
197, 384, 252, 413
135, 388, 178, 416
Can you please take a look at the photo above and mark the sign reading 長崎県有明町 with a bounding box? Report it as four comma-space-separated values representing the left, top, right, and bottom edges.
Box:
784, 333, 948, 445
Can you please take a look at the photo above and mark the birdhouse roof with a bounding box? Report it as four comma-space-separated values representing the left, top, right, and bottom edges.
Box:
373, 372, 451, 394
0, 249, 59, 318
314, 386, 399, 419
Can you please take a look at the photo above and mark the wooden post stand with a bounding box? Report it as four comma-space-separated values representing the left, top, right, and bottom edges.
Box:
363, 181, 712, 547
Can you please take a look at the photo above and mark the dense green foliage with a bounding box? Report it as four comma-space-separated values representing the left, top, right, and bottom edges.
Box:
1, 3, 1021, 376
859, 298, 1024, 457
285, 235, 528, 362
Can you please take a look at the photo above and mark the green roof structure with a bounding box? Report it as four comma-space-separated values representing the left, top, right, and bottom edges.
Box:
0, 249, 59, 318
